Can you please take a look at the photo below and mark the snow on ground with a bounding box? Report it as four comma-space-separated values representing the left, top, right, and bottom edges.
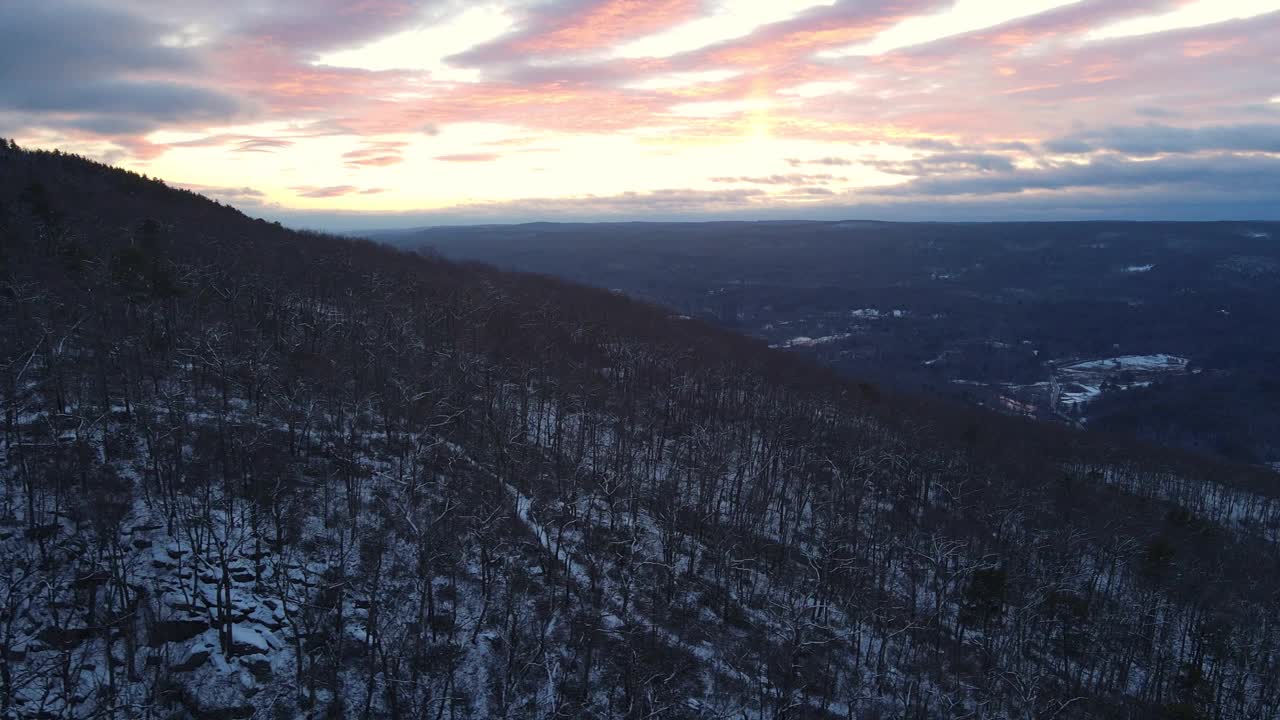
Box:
231, 624, 270, 654
1047, 354, 1190, 411
1058, 382, 1103, 407
849, 308, 907, 319
1063, 354, 1187, 373
772, 333, 851, 349
923, 349, 959, 366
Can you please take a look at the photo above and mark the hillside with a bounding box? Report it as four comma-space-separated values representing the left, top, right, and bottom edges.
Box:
3, 141, 1280, 719
375, 220, 1280, 468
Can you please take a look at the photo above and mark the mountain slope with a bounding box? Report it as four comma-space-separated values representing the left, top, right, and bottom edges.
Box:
2, 142, 1280, 719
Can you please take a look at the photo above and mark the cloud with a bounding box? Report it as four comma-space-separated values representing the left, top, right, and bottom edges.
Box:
172, 0, 427, 55
5, 0, 1280, 223
292, 185, 379, 198
434, 153, 501, 162
698, 0, 951, 68
346, 155, 404, 167
236, 138, 293, 153
786, 157, 854, 167
452, 0, 702, 66
881, 153, 1280, 196
867, 152, 1018, 175
344, 141, 408, 168
0, 2, 244, 136
1044, 123, 1280, 155
175, 182, 269, 206
710, 174, 841, 185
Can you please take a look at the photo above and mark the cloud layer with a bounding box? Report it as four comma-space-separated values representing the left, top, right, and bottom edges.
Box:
2, 0, 1278, 223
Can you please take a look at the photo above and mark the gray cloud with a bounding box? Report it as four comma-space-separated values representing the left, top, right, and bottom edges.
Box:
902, 138, 961, 152
236, 138, 293, 153
881, 153, 1280, 196
174, 183, 269, 206
1045, 123, 1280, 155
785, 157, 854, 167
0, 2, 244, 135
867, 152, 1017, 176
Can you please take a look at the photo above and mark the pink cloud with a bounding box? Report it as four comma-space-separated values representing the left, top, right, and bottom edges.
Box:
344, 140, 407, 168
699, 0, 948, 67
454, 0, 701, 67
516, 0, 701, 53
292, 184, 380, 198
434, 153, 501, 162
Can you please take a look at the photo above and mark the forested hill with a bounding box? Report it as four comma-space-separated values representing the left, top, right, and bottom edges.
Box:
2, 141, 1280, 720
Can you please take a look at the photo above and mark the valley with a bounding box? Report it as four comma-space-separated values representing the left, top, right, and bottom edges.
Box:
377, 221, 1280, 467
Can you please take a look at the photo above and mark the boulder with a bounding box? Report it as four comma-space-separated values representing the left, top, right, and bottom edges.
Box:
149, 619, 208, 646
171, 648, 210, 672
36, 626, 95, 650
229, 625, 270, 656
244, 654, 273, 681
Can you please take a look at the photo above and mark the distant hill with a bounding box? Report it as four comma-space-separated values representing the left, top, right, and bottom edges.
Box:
3, 141, 1280, 719
374, 219, 1280, 467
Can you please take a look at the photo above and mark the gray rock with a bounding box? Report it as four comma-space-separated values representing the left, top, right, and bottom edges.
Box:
244, 654, 272, 681
149, 619, 208, 646
36, 626, 95, 650
171, 649, 210, 672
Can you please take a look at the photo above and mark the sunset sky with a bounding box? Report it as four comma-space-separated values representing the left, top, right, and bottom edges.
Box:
3, 0, 1279, 228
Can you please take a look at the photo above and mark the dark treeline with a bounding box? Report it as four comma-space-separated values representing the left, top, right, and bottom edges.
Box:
2, 140, 1279, 719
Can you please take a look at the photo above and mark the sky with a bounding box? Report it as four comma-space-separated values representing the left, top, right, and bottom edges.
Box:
2, 0, 1279, 229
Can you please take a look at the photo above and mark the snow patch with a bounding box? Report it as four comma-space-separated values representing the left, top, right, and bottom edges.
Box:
230, 624, 269, 654
850, 308, 907, 319
772, 333, 851, 349
1062, 354, 1187, 373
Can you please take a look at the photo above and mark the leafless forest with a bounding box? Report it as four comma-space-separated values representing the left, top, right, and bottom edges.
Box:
3, 142, 1280, 719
